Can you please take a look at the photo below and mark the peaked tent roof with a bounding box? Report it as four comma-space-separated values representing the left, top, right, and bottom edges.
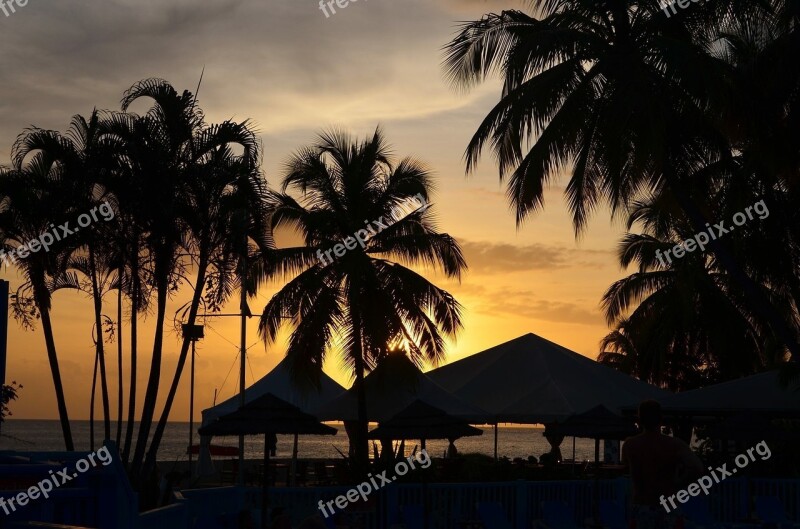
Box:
427, 333, 669, 423
315, 354, 489, 423
658, 370, 800, 417
201, 356, 346, 425
199, 393, 338, 436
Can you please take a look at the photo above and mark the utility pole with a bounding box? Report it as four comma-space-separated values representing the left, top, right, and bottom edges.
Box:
0, 280, 8, 439
238, 210, 248, 487
182, 323, 204, 478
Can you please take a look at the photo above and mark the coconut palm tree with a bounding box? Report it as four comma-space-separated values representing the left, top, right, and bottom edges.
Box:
599, 192, 794, 390
258, 128, 466, 472
444, 0, 800, 361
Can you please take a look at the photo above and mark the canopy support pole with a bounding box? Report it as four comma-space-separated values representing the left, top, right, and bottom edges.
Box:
572, 436, 576, 476
290, 433, 298, 486
262, 434, 270, 529
493, 423, 498, 461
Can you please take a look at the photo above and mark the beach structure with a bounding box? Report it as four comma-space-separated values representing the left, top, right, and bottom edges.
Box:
199, 357, 345, 477
366, 400, 483, 445
427, 333, 668, 460
427, 333, 670, 423
315, 353, 488, 423
199, 393, 337, 529
658, 369, 800, 417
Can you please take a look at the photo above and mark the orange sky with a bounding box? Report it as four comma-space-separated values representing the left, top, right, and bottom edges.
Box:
0, 0, 633, 421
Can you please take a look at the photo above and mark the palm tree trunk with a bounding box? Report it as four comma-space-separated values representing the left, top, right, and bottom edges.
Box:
143, 255, 209, 476
131, 268, 169, 480
350, 323, 369, 476
89, 246, 111, 441
116, 274, 124, 448
122, 255, 139, 465
90, 351, 98, 451
33, 281, 74, 451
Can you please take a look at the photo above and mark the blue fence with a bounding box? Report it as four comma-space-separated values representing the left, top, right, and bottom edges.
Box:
1, 446, 798, 529
176, 477, 796, 529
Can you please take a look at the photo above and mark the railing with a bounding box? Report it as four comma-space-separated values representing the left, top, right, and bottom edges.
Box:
750, 478, 800, 521
138, 503, 189, 529
189, 477, 796, 529
0, 441, 137, 529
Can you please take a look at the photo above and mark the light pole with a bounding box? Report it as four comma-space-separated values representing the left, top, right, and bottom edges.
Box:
182, 323, 204, 478
0, 280, 8, 440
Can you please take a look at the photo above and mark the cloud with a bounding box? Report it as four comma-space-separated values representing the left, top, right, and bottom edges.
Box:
465, 286, 602, 325
457, 239, 612, 274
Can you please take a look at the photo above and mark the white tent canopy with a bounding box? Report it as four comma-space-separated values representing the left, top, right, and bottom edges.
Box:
197, 357, 346, 476
201, 356, 346, 425
658, 369, 800, 417
427, 333, 669, 424
316, 353, 489, 423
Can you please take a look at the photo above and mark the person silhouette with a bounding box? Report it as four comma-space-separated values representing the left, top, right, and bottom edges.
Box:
622, 400, 704, 529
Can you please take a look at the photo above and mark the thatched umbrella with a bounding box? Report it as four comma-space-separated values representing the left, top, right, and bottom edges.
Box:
368, 400, 482, 529
199, 392, 336, 529
546, 405, 638, 524
367, 400, 483, 446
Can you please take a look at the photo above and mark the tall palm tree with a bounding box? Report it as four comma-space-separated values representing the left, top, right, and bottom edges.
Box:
259, 128, 466, 472
13, 113, 118, 444
142, 120, 271, 477
111, 79, 204, 478
93, 117, 151, 464
443, 0, 729, 228
0, 161, 79, 451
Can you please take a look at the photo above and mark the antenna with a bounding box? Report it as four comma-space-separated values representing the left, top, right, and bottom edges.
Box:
191, 65, 206, 110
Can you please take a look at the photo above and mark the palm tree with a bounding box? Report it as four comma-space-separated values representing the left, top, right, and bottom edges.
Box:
0, 162, 79, 451
443, 0, 729, 228
142, 120, 271, 477
93, 117, 151, 464
111, 79, 205, 478
13, 113, 118, 444
599, 192, 793, 390
258, 128, 466, 472
443, 0, 800, 361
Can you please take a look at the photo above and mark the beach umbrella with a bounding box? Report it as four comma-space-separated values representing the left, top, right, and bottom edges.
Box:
199, 392, 336, 529
367, 400, 483, 443
547, 405, 638, 467
199, 356, 345, 478
549, 405, 639, 441
367, 400, 482, 529
545, 406, 638, 524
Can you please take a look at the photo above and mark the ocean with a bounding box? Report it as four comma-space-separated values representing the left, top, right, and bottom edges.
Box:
0, 420, 600, 462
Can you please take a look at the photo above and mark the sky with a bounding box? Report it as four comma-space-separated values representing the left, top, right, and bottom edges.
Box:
0, 0, 634, 422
